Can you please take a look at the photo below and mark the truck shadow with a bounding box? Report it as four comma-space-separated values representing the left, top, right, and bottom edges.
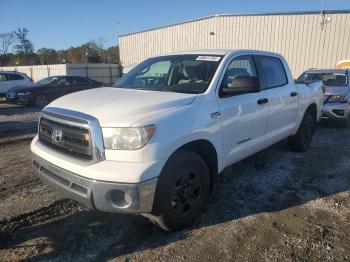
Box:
1, 125, 349, 261
0, 106, 41, 116
0, 120, 38, 138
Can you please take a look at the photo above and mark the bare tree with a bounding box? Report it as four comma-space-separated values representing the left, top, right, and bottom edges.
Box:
14, 27, 34, 54
93, 37, 108, 50
0, 32, 16, 55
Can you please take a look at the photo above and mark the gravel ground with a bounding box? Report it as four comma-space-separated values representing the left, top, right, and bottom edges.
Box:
0, 107, 349, 261
0, 104, 41, 138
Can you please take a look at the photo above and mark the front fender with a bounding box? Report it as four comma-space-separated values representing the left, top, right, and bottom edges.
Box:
133, 97, 222, 168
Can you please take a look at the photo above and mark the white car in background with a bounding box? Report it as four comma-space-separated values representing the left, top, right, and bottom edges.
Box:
0, 71, 33, 98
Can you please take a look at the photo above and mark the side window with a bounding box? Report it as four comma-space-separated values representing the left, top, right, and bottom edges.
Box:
53, 77, 71, 87
221, 55, 257, 91
6, 73, 24, 81
71, 77, 90, 85
257, 56, 288, 88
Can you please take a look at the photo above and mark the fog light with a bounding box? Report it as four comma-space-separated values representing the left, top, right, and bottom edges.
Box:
108, 189, 132, 208
333, 109, 345, 116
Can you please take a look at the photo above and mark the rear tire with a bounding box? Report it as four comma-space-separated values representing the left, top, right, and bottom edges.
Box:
34, 94, 49, 107
288, 111, 316, 152
150, 150, 210, 231
344, 115, 350, 128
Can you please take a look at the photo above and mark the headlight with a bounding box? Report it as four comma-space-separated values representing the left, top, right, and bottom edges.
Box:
17, 91, 31, 96
102, 125, 155, 150
327, 95, 350, 104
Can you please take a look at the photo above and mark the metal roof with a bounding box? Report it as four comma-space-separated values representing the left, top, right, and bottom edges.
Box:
119, 9, 350, 37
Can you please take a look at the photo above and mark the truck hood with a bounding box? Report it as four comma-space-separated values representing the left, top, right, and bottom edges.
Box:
324, 86, 349, 96
47, 87, 196, 127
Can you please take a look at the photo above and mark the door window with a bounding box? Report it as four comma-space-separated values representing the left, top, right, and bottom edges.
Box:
220, 56, 258, 97
0, 74, 6, 81
256, 56, 288, 88
71, 77, 90, 85
52, 77, 71, 87
6, 73, 24, 81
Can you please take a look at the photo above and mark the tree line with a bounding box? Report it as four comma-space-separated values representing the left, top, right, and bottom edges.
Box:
0, 28, 120, 67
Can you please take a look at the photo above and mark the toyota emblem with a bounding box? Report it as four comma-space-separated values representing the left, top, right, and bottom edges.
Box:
51, 129, 63, 143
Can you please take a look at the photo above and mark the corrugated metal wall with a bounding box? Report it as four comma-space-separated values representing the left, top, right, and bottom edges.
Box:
67, 64, 121, 84
0, 63, 121, 84
119, 12, 350, 76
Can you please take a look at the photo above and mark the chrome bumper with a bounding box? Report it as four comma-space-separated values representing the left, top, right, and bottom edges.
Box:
322, 103, 350, 120
32, 154, 158, 213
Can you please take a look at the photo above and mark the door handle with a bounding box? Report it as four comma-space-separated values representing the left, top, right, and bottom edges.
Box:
257, 98, 268, 105
290, 92, 298, 97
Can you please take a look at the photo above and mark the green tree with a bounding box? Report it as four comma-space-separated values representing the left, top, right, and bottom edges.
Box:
106, 46, 120, 64
37, 48, 58, 64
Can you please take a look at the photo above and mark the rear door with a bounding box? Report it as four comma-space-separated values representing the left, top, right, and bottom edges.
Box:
6, 73, 28, 88
218, 55, 269, 167
255, 55, 299, 145
0, 73, 9, 94
68, 77, 92, 93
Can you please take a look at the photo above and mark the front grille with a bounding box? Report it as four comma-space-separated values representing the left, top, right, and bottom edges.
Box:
39, 117, 93, 160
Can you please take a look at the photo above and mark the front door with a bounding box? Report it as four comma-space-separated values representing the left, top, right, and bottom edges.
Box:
218, 55, 269, 167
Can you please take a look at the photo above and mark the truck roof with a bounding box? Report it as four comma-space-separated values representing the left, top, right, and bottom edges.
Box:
306, 69, 349, 74
151, 49, 283, 58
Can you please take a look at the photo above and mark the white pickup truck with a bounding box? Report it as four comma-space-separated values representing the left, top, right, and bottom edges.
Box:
31, 50, 323, 231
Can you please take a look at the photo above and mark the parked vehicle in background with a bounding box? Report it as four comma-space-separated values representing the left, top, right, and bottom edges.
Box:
31, 50, 323, 231
6, 76, 103, 107
0, 71, 33, 98
297, 69, 350, 127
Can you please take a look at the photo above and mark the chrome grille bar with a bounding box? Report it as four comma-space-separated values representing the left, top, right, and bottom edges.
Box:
38, 107, 105, 163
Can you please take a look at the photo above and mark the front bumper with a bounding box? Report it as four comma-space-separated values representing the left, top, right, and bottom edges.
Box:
32, 154, 158, 213
321, 102, 350, 121
16, 95, 34, 105
5, 96, 17, 103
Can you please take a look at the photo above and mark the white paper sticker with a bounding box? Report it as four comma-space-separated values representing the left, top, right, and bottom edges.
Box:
196, 56, 221, 62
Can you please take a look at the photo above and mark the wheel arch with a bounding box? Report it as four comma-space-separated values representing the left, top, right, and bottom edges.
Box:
306, 102, 318, 121
177, 139, 219, 190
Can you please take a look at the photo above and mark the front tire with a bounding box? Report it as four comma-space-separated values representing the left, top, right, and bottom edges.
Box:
288, 111, 316, 152
150, 150, 210, 231
34, 94, 49, 107
344, 115, 350, 128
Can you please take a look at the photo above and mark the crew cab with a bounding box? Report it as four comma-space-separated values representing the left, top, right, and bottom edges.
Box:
31, 50, 323, 231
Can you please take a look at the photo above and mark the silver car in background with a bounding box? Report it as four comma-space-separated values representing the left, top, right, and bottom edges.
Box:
297, 69, 350, 127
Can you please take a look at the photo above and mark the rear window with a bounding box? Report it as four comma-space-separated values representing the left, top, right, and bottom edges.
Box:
297, 72, 348, 86
257, 56, 288, 88
6, 73, 24, 81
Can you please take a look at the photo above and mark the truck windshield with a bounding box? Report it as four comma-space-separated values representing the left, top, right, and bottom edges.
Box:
113, 55, 223, 94
297, 72, 348, 87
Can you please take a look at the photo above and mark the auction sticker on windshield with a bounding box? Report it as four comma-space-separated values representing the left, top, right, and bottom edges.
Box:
196, 56, 221, 62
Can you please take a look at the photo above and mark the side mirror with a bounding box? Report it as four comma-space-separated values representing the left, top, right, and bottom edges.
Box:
221, 76, 260, 97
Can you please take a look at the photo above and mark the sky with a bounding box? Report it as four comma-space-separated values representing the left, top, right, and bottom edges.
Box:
1, 0, 349, 51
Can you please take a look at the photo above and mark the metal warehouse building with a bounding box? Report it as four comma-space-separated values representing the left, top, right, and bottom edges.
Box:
119, 10, 350, 76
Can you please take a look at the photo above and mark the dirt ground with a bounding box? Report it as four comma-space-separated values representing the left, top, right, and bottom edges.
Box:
0, 105, 349, 262
0, 103, 41, 138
